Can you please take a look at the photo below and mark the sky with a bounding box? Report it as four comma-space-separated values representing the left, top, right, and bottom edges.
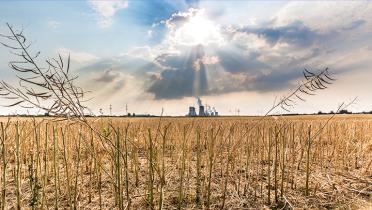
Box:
0, 0, 372, 116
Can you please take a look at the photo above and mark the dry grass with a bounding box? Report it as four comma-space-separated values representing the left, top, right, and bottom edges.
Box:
0, 115, 371, 209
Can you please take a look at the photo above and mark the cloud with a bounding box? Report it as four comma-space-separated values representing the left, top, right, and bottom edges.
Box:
193, 55, 219, 70
78, 53, 159, 76
236, 21, 323, 48
102, 72, 126, 91
94, 69, 120, 83
342, 20, 366, 31
200, 55, 219, 65
148, 45, 208, 99
275, 1, 372, 32
74, 51, 160, 99
57, 48, 99, 63
87, 69, 128, 93
156, 8, 225, 46
217, 50, 268, 74
145, 12, 366, 99
80, 3, 372, 103
47, 20, 60, 29
120, 46, 155, 59
144, 8, 333, 99
88, 0, 128, 28
160, 8, 199, 30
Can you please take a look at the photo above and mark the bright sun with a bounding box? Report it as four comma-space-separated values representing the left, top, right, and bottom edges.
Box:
173, 10, 224, 46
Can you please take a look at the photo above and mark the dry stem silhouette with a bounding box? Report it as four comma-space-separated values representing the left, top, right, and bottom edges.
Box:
0, 23, 88, 119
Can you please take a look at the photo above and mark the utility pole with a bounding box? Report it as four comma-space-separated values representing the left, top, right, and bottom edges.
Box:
125, 104, 128, 115
109, 104, 112, 116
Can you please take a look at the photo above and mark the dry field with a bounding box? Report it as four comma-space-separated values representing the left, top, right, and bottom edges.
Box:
0, 115, 371, 209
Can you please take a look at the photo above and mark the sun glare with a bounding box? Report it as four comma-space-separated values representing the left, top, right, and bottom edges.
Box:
173, 10, 224, 46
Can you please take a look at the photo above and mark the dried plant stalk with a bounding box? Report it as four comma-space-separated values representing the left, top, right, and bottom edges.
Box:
1, 122, 6, 210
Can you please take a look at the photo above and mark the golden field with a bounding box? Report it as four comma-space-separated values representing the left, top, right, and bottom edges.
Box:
0, 115, 371, 209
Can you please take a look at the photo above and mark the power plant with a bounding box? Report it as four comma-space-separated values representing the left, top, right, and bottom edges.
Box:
187, 97, 218, 116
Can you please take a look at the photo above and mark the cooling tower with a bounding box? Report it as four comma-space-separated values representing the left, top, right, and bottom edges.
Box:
188, 106, 197, 116
199, 106, 205, 116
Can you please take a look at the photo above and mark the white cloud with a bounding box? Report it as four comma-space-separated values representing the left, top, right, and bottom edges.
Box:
57, 48, 99, 63
88, 0, 128, 28
232, 32, 269, 51
147, 30, 153, 38
161, 8, 225, 47
47, 20, 60, 29
275, 1, 372, 32
201, 56, 219, 65
193, 55, 219, 71
121, 46, 154, 59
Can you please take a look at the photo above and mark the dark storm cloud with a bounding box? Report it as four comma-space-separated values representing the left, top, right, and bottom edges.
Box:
217, 50, 268, 74
146, 21, 330, 99
250, 68, 302, 92
246, 48, 326, 92
147, 45, 208, 99
211, 47, 327, 95
206, 67, 304, 96
154, 53, 187, 69
82, 18, 352, 100
202, 21, 335, 95
145, 14, 328, 100
237, 21, 320, 48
